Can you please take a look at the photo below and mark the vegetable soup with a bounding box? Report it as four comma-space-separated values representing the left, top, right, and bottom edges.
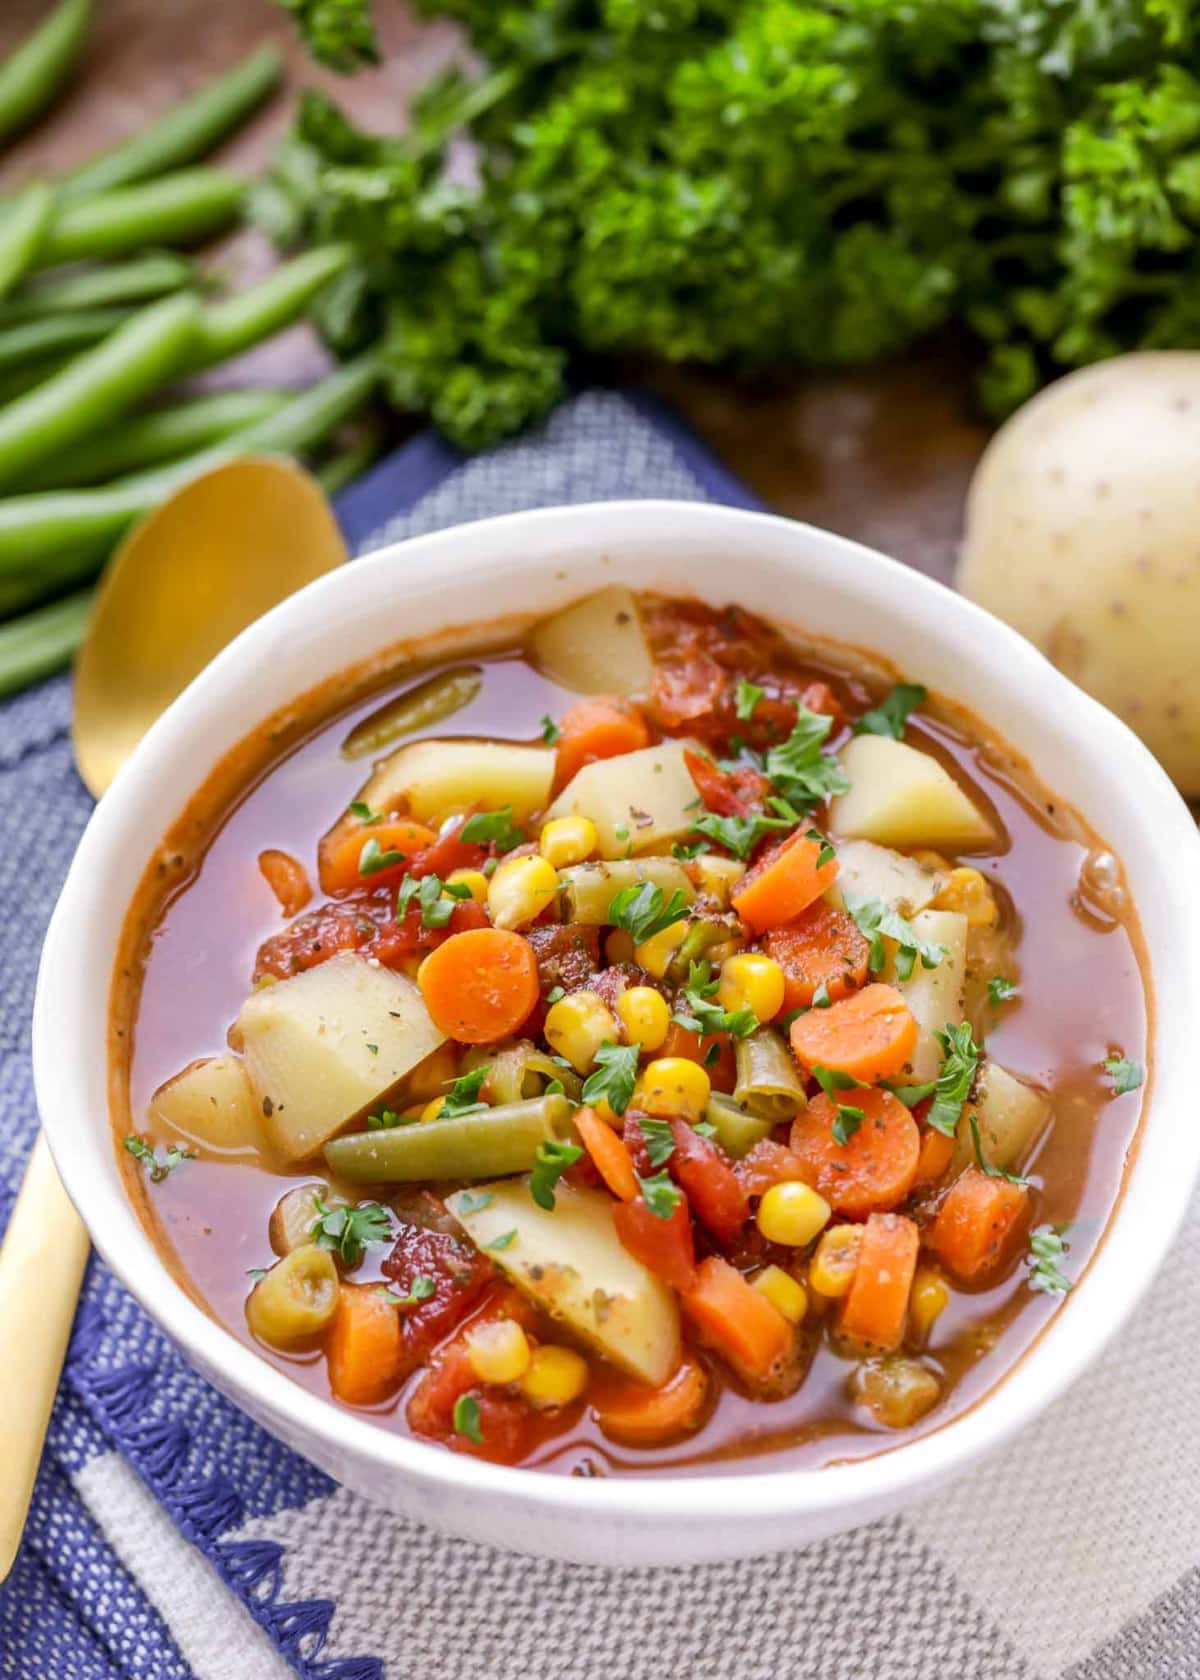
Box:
110, 588, 1148, 1475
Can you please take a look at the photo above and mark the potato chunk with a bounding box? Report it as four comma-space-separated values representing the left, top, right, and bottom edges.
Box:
530, 586, 653, 697
447, 1179, 681, 1386
233, 953, 446, 1162
953, 1058, 1050, 1174
825, 838, 945, 916
831, 736, 996, 851
148, 1054, 262, 1154
357, 738, 555, 827
887, 909, 968, 1083
544, 739, 700, 858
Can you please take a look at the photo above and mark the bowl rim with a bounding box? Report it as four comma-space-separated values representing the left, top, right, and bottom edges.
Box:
35, 496, 1200, 1531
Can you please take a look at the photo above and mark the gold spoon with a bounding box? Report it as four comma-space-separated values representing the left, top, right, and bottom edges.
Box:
0, 456, 348, 1580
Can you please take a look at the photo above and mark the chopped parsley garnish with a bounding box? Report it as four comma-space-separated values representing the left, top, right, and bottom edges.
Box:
484, 1229, 518, 1252
543, 1078, 566, 1097
123, 1135, 195, 1183
988, 975, 1019, 1004
367, 1107, 416, 1130
853, 683, 927, 740
763, 705, 850, 810
692, 810, 791, 860
1105, 1055, 1144, 1095
734, 678, 765, 721
545, 985, 565, 1005
358, 835, 406, 876
845, 894, 946, 980
455, 1190, 494, 1216
693, 1119, 717, 1139
378, 1275, 437, 1307
460, 806, 525, 851
704, 1042, 721, 1068
805, 826, 836, 868
969, 1115, 1029, 1185
348, 799, 382, 823
397, 871, 459, 928
1027, 1225, 1072, 1295
440, 1063, 491, 1118
539, 714, 561, 744
638, 1116, 676, 1168
581, 1041, 640, 1117
812, 1065, 869, 1144
607, 880, 690, 944
453, 1393, 484, 1444
884, 1079, 937, 1107
246, 1267, 267, 1283
925, 1022, 981, 1138
672, 838, 708, 861
811, 981, 832, 1009
671, 971, 757, 1041
530, 1139, 584, 1209
636, 1169, 682, 1220
309, 1199, 391, 1266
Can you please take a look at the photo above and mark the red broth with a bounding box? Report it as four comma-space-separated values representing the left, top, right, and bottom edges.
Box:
110, 596, 1148, 1477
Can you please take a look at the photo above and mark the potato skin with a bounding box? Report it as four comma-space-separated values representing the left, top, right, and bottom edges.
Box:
958, 352, 1200, 793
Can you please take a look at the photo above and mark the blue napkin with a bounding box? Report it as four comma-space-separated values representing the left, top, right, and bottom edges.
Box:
0, 392, 758, 1680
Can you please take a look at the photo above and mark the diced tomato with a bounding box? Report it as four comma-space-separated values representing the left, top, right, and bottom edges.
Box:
405, 1288, 540, 1464
613, 1193, 697, 1291
668, 1121, 749, 1246
370, 898, 489, 966
254, 890, 486, 980
651, 653, 726, 729
526, 922, 602, 995
258, 849, 312, 917
382, 1222, 493, 1368
734, 1138, 808, 1200
684, 748, 769, 818
407, 817, 489, 882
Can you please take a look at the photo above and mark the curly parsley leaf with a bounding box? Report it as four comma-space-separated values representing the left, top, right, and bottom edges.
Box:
636, 1169, 683, 1220
455, 1190, 493, 1217
539, 714, 561, 744
123, 1135, 195, 1183
692, 810, 791, 860
638, 1116, 676, 1169
378, 1275, 437, 1307
397, 871, 459, 928
460, 806, 525, 852
529, 1139, 584, 1210
845, 894, 946, 980
452, 1392, 484, 1444
440, 1063, 491, 1118
988, 975, 1019, 1004
1027, 1225, 1072, 1296
309, 1199, 391, 1266
358, 835, 406, 875
853, 683, 927, 740
348, 799, 382, 823
1105, 1055, 1144, 1095
581, 1041, 640, 1117
734, 678, 765, 721
925, 1023, 981, 1139
607, 881, 689, 944
764, 706, 850, 810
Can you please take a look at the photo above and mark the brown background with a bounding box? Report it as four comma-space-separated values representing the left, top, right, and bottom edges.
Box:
0, 0, 990, 582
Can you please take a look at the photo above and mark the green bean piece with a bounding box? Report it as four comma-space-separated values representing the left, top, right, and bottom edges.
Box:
245, 1245, 339, 1348
314, 422, 382, 498
0, 586, 91, 699
0, 306, 133, 374
341, 665, 485, 759
0, 355, 71, 407
21, 388, 291, 491
0, 252, 195, 326
557, 858, 696, 924
324, 1094, 575, 1184
0, 0, 91, 147
0, 292, 201, 491
460, 1040, 583, 1107
733, 1027, 807, 1122
188, 245, 353, 371
63, 46, 282, 200
34, 170, 244, 270
704, 1095, 775, 1160
665, 917, 733, 984
0, 183, 55, 300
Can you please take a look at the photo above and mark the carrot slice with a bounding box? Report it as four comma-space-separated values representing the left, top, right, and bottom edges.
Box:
576, 1105, 638, 1202
417, 927, 539, 1044
764, 901, 870, 1011
682, 1256, 795, 1389
731, 829, 839, 935
838, 1212, 920, 1352
593, 1355, 709, 1447
927, 1166, 1029, 1283
789, 982, 918, 1082
258, 848, 312, 917
913, 1125, 955, 1189
554, 696, 650, 788
327, 1282, 403, 1406
790, 1087, 920, 1217
320, 818, 438, 896
660, 1021, 736, 1093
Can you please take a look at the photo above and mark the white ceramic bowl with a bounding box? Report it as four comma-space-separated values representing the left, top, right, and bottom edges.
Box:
35, 500, 1200, 1566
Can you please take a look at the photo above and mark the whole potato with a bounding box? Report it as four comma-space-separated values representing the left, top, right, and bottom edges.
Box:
958, 352, 1200, 793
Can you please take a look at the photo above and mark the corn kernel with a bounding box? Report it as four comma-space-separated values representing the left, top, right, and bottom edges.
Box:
634, 920, 689, 979
446, 867, 489, 904
539, 815, 598, 869
640, 1056, 711, 1122
466, 1319, 532, 1385
520, 1344, 589, 1407
757, 1181, 831, 1247
933, 866, 999, 929
718, 952, 786, 1023
690, 853, 747, 906
421, 1095, 447, 1122
752, 1265, 807, 1323
605, 928, 636, 966
544, 990, 619, 1075
908, 1267, 950, 1345
616, 985, 670, 1052
808, 1224, 863, 1298
486, 854, 560, 930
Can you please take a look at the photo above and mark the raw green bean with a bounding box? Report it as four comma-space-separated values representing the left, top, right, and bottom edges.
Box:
704, 1095, 775, 1160
733, 1028, 807, 1122
20, 388, 292, 491
63, 46, 282, 200
0, 0, 91, 147
0, 356, 380, 608
189, 245, 352, 371
0, 585, 91, 699
0, 183, 54, 299
0, 355, 71, 406
0, 252, 194, 325
0, 306, 132, 374
0, 292, 201, 490
557, 859, 695, 923
341, 664, 484, 759
34, 170, 243, 269
324, 1094, 575, 1184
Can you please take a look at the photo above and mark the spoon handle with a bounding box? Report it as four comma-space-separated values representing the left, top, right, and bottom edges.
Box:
0, 1130, 89, 1582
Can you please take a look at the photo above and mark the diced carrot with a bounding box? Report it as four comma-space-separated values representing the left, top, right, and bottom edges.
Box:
764, 901, 870, 1011
327, 1282, 404, 1406
613, 1193, 697, 1292
789, 982, 918, 1083
731, 828, 839, 935
734, 1138, 808, 1199
417, 927, 539, 1044
320, 818, 438, 896
576, 1105, 638, 1202
593, 1355, 709, 1447
660, 1021, 736, 1092
790, 1087, 920, 1218
682, 1256, 795, 1389
838, 1212, 920, 1353
554, 697, 650, 788
913, 1126, 955, 1189
258, 848, 312, 917
927, 1167, 1029, 1283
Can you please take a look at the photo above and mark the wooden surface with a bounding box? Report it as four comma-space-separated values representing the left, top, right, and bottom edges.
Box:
0, 0, 990, 583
